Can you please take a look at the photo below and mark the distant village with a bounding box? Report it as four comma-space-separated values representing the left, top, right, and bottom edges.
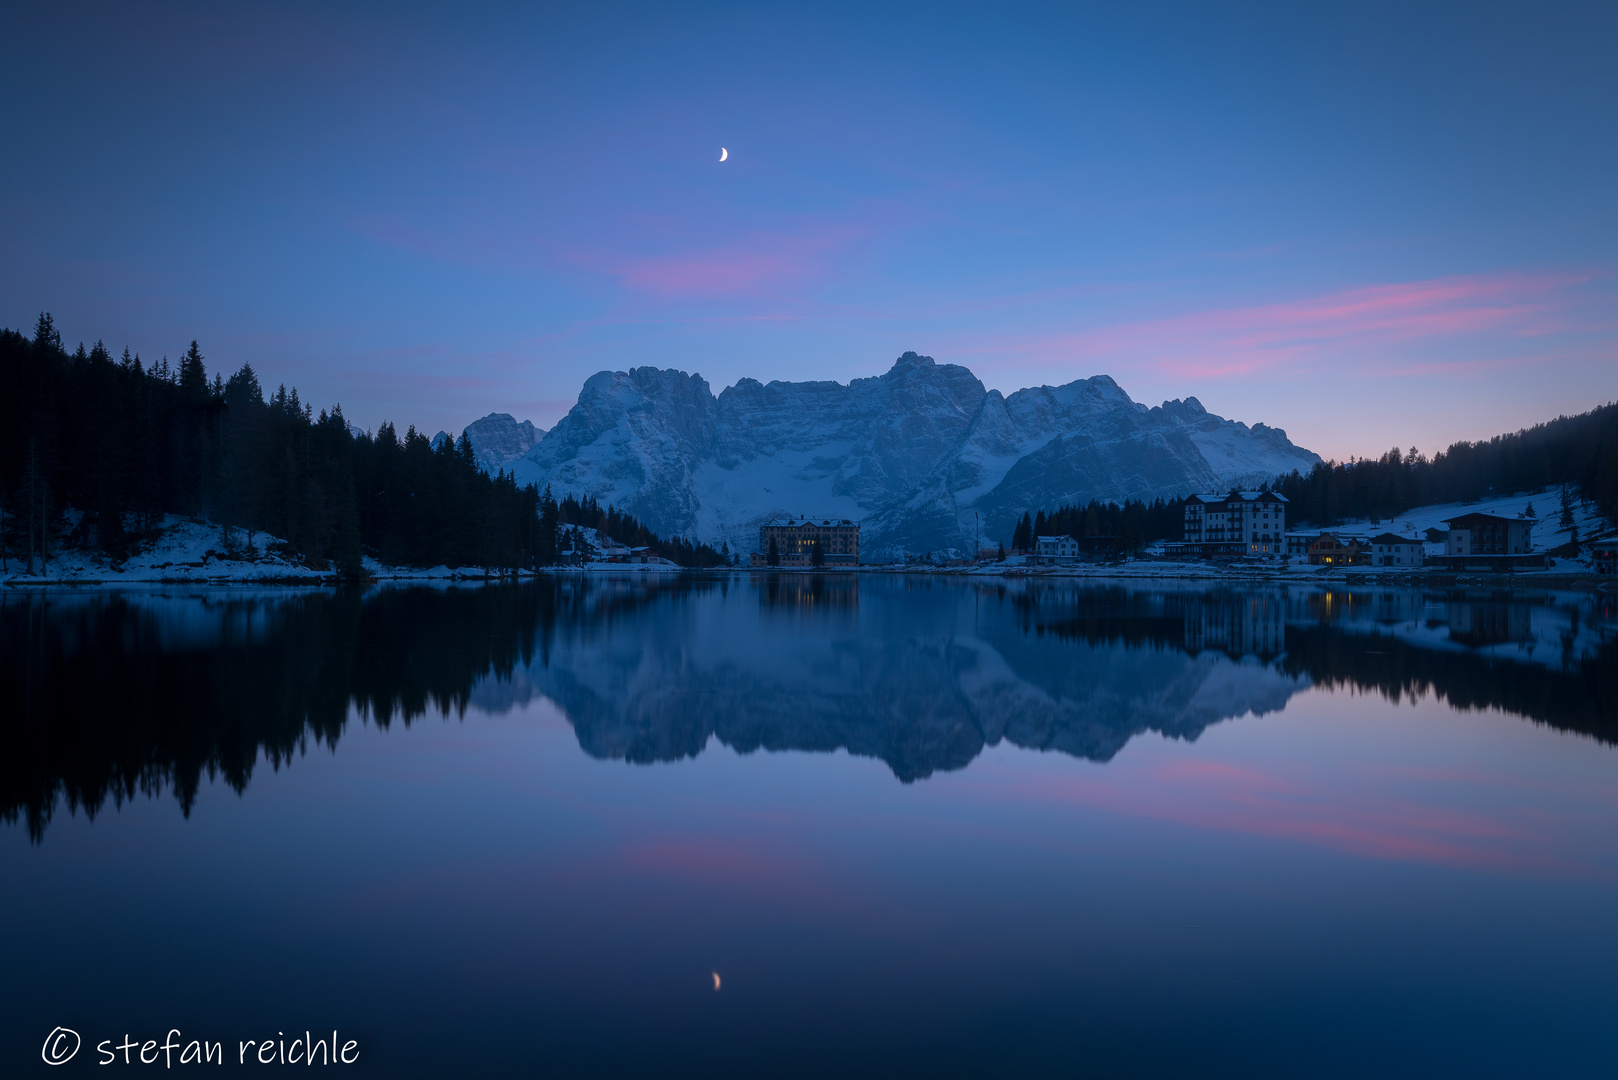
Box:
1157, 490, 1593, 572
735, 488, 1615, 575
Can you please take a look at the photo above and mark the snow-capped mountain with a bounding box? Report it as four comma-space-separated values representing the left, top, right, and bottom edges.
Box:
463, 412, 543, 475
508, 352, 1320, 559
430, 413, 545, 474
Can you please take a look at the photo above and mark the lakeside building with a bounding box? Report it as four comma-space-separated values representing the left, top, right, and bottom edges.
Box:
1162, 540, 1248, 561
1442, 513, 1533, 557
1034, 535, 1079, 563
1181, 491, 1288, 556
1592, 545, 1617, 575
1031, 534, 1123, 565
1306, 533, 1369, 566
596, 537, 630, 560
753, 517, 860, 566
1427, 512, 1545, 571
1369, 533, 1424, 567
750, 551, 812, 568
1077, 535, 1120, 560
1284, 531, 1317, 558
581, 537, 679, 566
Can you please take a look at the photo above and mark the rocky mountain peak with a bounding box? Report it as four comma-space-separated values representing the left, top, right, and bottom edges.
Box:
506, 353, 1321, 559
462, 412, 543, 475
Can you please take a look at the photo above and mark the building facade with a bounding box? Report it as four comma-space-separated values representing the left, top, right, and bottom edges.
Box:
1307, 533, 1368, 565
1428, 512, 1544, 571
1592, 545, 1617, 576
1183, 491, 1288, 555
1034, 534, 1079, 564
1442, 513, 1533, 557
1284, 531, 1316, 558
1369, 533, 1423, 567
757, 518, 860, 565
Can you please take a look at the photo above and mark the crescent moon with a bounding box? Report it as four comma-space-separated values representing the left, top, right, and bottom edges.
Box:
719, 148, 728, 162
712, 972, 721, 991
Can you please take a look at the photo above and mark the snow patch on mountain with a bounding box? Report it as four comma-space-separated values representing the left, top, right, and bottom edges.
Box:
1154, 397, 1320, 488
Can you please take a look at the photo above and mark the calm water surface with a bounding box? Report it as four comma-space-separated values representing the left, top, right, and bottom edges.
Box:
3, 576, 1617, 1077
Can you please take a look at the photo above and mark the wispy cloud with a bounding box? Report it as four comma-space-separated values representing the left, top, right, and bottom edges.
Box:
975, 270, 1608, 379
581, 224, 870, 300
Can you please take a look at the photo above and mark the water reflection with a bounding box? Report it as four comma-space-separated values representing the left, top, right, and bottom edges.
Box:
3, 577, 1615, 839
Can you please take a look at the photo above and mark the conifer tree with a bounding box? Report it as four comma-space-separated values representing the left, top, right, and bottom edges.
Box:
32, 312, 61, 354
538, 484, 560, 565
178, 341, 208, 401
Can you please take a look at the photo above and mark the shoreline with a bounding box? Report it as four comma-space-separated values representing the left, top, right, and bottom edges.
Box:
5, 562, 1612, 591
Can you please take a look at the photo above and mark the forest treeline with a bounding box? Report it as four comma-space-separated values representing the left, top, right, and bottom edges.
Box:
1006, 403, 1618, 544
0, 316, 725, 572
1009, 497, 1189, 551
1271, 403, 1618, 527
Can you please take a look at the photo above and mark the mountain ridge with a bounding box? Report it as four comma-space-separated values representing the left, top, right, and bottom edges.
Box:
494, 352, 1318, 559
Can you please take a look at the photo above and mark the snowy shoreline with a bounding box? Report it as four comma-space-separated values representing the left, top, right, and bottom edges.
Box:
6, 562, 1612, 591
5, 488, 1612, 590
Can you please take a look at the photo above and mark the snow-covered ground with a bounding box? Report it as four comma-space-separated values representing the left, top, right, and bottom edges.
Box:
1281, 487, 1612, 576
0, 516, 535, 586
7, 489, 1608, 587
1, 516, 329, 585
1295, 488, 1609, 554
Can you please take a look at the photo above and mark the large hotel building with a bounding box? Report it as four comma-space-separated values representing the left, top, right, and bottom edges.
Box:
1180, 490, 1288, 556
753, 518, 860, 566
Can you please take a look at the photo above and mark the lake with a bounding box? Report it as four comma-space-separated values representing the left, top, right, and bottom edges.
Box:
3, 575, 1617, 1077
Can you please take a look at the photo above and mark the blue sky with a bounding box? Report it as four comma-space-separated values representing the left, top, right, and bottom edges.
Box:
3, 1, 1614, 459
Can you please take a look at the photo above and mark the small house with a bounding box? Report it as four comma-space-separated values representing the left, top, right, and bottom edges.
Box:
1034, 535, 1080, 564
1307, 533, 1368, 566
1369, 533, 1423, 568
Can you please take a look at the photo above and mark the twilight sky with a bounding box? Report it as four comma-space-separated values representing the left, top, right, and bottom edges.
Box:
3, 1, 1615, 461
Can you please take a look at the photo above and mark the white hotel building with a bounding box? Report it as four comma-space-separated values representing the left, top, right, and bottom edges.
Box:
1181, 491, 1289, 556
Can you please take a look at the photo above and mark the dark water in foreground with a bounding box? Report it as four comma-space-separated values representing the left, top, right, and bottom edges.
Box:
3, 575, 1617, 1077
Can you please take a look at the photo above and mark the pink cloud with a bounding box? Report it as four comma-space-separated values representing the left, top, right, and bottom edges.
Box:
586, 224, 869, 300
974, 270, 1607, 379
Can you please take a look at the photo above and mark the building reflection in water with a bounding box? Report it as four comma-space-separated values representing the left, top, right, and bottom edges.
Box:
758, 572, 859, 613
1183, 593, 1287, 661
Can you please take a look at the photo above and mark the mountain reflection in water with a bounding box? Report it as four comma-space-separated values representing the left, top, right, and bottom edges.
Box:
3, 576, 1615, 839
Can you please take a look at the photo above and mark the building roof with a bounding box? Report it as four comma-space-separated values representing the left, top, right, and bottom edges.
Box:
1370, 532, 1417, 545
1035, 535, 1075, 543
1186, 490, 1289, 505
761, 518, 857, 527
1309, 533, 1368, 546
1441, 512, 1526, 527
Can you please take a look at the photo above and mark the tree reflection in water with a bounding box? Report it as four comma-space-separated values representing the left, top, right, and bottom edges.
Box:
3, 577, 1614, 840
